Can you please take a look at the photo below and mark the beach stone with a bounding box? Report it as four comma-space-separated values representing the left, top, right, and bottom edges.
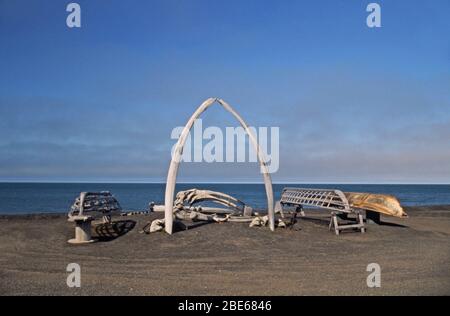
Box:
249, 217, 263, 227
277, 219, 286, 228
249, 215, 269, 227
261, 215, 269, 226
149, 219, 165, 233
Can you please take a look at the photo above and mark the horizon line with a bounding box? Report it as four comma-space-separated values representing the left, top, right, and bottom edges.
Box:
0, 180, 449, 185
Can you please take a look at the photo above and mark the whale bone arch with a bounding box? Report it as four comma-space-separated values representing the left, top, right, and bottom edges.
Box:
164, 97, 275, 234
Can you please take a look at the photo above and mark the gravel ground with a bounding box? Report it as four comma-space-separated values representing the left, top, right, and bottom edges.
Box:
0, 205, 449, 295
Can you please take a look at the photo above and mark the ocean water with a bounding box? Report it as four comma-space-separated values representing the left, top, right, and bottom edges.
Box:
0, 183, 449, 214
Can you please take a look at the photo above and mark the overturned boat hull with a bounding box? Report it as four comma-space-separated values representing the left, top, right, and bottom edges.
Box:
279, 187, 407, 218
344, 192, 407, 218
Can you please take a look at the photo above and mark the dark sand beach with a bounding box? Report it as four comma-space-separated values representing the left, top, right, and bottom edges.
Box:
0, 205, 449, 295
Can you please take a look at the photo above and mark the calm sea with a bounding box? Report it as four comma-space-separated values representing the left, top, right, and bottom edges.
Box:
0, 183, 449, 214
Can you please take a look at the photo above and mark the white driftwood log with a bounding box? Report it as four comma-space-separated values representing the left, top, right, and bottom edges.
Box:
227, 215, 255, 223
164, 98, 275, 234
189, 206, 236, 214
189, 211, 214, 222
152, 204, 165, 212
212, 214, 231, 222
152, 204, 236, 215
175, 211, 190, 220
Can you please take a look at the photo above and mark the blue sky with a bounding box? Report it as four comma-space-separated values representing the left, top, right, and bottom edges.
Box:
0, 0, 449, 183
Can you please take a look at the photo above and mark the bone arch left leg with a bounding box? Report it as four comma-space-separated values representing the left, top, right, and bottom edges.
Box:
164, 98, 275, 234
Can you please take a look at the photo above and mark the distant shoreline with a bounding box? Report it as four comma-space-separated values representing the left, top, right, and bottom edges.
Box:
1, 181, 450, 185
2, 183, 450, 214
1, 204, 450, 217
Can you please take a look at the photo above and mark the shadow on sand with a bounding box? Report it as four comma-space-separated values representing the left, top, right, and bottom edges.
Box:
291, 215, 408, 229
94, 220, 136, 242
172, 220, 215, 233
376, 220, 408, 228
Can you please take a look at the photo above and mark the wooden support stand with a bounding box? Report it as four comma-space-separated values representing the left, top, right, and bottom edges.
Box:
296, 205, 305, 217
329, 211, 366, 235
68, 215, 95, 244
